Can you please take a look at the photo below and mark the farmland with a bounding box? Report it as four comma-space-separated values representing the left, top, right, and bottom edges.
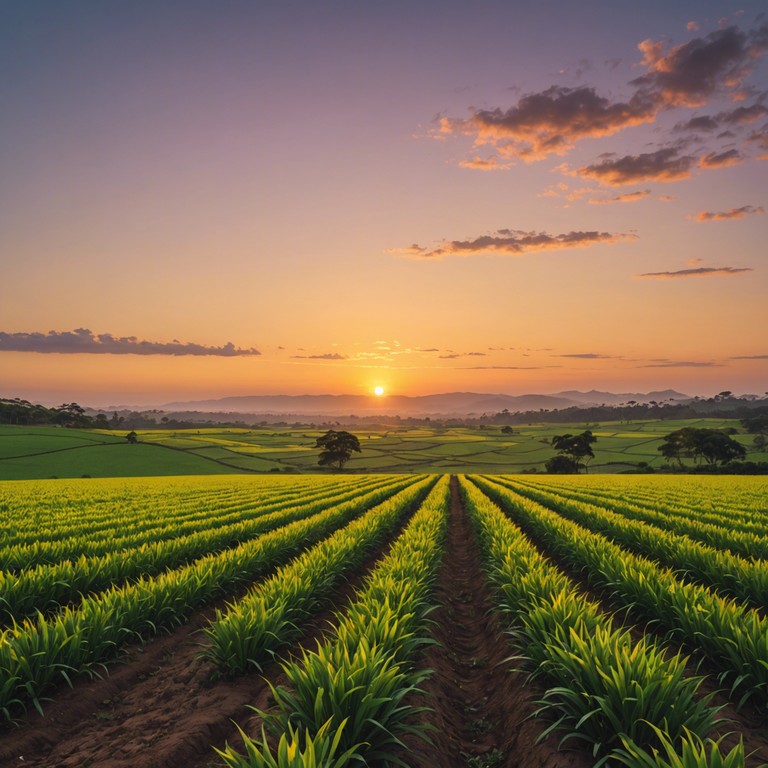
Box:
1, 418, 765, 479
1, 473, 767, 767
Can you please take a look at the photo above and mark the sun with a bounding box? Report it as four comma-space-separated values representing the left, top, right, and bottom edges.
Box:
374, 386, 385, 397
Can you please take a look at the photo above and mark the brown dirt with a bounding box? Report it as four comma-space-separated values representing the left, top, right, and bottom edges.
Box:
479, 478, 768, 767
399, 476, 594, 768
0, 505, 418, 768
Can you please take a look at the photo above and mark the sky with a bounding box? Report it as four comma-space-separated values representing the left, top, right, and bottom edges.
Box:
1, 0, 766, 407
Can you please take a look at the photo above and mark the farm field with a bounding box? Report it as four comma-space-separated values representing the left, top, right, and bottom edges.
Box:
1, 474, 767, 767
1, 418, 765, 479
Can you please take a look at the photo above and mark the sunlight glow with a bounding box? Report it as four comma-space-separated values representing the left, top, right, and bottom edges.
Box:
374, 385, 385, 397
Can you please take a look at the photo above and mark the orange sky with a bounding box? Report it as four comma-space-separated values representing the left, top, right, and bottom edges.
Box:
1, 2, 766, 406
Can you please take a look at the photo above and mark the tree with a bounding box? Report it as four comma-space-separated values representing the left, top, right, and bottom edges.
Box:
550, 430, 597, 473
314, 430, 361, 470
545, 455, 581, 474
658, 427, 746, 466
126, 431, 138, 444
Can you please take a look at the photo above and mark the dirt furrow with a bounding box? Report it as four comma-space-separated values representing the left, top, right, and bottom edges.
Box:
0, 505, 419, 768
401, 476, 592, 768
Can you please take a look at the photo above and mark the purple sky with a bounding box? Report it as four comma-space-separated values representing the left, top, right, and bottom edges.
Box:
1, 1, 766, 405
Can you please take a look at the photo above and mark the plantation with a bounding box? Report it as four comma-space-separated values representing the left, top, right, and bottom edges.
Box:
1, 419, 766, 479
1, 473, 767, 767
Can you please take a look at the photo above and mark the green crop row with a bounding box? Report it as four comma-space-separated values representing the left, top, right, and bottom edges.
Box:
459, 476, 721, 765
492, 477, 768, 612
512, 476, 768, 558
216, 476, 450, 768
0, 476, 383, 571
0, 475, 425, 720
205, 474, 437, 674
475, 475, 768, 712
0, 475, 408, 624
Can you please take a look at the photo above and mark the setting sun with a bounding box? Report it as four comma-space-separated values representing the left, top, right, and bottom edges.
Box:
374, 386, 385, 397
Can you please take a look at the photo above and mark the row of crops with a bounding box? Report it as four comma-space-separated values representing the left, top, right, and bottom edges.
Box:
1, 473, 767, 766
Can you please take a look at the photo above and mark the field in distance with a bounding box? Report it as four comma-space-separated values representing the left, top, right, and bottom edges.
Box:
1, 418, 766, 479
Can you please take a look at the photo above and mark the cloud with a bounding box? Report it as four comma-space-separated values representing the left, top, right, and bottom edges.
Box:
457, 156, 512, 171
730, 354, 768, 359
687, 22, 700, 32
589, 189, 651, 204
438, 351, 487, 359
631, 25, 768, 108
0, 328, 261, 356
459, 365, 561, 370
439, 85, 656, 162
694, 205, 764, 221
559, 353, 615, 359
291, 353, 347, 360
577, 148, 696, 185
635, 266, 753, 279
641, 361, 722, 367
436, 21, 768, 174
391, 228, 635, 259
698, 148, 743, 167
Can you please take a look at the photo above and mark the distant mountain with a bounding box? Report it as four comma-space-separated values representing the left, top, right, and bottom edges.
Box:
161, 389, 691, 417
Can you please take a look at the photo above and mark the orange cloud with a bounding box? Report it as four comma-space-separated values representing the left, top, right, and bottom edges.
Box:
441, 85, 656, 162
698, 149, 743, 168
631, 26, 767, 107
457, 156, 512, 171
391, 229, 636, 260
588, 189, 651, 204
635, 266, 753, 279
578, 148, 695, 185
694, 205, 764, 221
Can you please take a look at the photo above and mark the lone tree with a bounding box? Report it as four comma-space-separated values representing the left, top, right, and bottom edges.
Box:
314, 429, 361, 470
126, 430, 138, 444
547, 430, 597, 473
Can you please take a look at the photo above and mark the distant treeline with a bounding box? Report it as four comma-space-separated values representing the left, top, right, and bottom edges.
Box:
3, 393, 767, 431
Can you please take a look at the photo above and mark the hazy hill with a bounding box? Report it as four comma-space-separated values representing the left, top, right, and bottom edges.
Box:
161, 390, 691, 417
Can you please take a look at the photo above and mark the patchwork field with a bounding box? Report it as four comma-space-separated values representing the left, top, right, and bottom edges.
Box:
1, 473, 767, 767
1, 418, 764, 479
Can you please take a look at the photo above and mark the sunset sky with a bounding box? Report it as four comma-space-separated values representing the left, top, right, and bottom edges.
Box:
2, 1, 766, 407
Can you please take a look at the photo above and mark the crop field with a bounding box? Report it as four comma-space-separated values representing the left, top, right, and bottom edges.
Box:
1, 473, 767, 768
1, 418, 765, 479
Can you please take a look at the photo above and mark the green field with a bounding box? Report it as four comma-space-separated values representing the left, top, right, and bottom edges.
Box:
0, 419, 765, 479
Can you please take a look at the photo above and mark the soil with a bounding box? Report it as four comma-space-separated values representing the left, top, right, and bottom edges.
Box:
399, 476, 594, 768
0, 503, 418, 768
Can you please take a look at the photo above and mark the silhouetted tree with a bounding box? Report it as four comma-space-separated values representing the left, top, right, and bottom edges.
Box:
550, 430, 597, 473
126, 431, 138, 444
314, 429, 361, 470
545, 455, 581, 474
659, 427, 746, 466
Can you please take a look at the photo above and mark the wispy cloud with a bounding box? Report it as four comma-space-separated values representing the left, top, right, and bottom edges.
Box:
559, 353, 616, 359
459, 365, 561, 370
457, 155, 512, 171
698, 148, 743, 168
729, 354, 768, 360
635, 266, 753, 279
391, 228, 635, 259
0, 328, 261, 356
694, 205, 764, 221
641, 360, 723, 367
291, 352, 348, 360
588, 189, 651, 204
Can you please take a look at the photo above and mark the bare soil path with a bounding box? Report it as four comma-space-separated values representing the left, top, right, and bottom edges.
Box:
400, 476, 593, 768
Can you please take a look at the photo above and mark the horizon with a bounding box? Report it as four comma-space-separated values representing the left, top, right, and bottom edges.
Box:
2, 1, 766, 402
